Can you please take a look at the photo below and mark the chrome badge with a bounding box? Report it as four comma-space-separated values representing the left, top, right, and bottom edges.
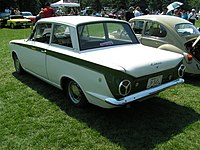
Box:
119, 80, 131, 96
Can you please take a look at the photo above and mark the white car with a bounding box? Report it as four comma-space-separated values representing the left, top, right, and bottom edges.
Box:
20, 11, 36, 23
9, 16, 185, 108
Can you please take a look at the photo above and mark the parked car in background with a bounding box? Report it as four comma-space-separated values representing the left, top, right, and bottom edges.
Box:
129, 15, 200, 75
0, 12, 10, 27
3, 15, 32, 29
0, 12, 10, 18
20, 11, 36, 23
9, 16, 185, 108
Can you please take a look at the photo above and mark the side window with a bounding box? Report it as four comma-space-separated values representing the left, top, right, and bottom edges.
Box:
32, 23, 52, 43
52, 24, 72, 48
144, 21, 167, 37
131, 21, 144, 34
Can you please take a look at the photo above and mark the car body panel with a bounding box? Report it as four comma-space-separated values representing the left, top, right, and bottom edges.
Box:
9, 16, 185, 108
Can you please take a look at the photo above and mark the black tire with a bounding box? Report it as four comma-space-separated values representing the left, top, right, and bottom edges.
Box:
13, 54, 25, 74
65, 80, 88, 107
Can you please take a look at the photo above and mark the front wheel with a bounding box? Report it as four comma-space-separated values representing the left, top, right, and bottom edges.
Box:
13, 54, 24, 74
65, 80, 88, 107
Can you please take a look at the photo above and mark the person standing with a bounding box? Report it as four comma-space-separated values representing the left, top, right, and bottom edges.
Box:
43, 2, 55, 18
188, 9, 197, 25
134, 7, 142, 17
181, 10, 188, 20
10, 7, 15, 15
35, 8, 44, 24
4, 7, 11, 14
174, 9, 182, 17
14, 8, 20, 15
125, 7, 134, 21
56, 7, 63, 16
161, 8, 168, 15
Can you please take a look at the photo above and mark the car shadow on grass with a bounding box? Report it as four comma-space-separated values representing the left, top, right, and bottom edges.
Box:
13, 72, 200, 150
184, 74, 200, 87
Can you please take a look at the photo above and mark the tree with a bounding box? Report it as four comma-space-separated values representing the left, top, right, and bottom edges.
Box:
0, 0, 199, 15
91, 0, 102, 12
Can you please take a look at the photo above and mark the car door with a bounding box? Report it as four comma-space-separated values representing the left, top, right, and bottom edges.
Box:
47, 23, 75, 85
23, 23, 52, 78
140, 20, 168, 48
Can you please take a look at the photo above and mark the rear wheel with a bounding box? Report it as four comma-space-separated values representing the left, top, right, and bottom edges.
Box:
13, 54, 24, 74
65, 80, 88, 107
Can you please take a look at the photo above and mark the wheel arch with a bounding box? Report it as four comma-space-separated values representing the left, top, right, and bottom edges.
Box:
60, 76, 89, 107
60, 76, 73, 91
12, 51, 17, 60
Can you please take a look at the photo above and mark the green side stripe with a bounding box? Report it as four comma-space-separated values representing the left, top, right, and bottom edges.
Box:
10, 42, 124, 76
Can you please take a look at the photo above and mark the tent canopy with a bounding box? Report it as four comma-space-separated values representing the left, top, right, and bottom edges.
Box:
51, 0, 80, 7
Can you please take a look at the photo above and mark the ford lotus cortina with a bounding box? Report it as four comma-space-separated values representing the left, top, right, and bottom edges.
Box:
9, 16, 185, 108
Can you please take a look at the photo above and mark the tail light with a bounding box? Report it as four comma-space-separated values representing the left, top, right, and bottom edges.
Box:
187, 54, 193, 61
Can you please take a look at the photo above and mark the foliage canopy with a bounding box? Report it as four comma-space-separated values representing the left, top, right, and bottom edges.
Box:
0, 0, 199, 14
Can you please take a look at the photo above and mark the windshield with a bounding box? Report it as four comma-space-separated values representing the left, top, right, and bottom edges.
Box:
78, 22, 139, 50
175, 23, 200, 37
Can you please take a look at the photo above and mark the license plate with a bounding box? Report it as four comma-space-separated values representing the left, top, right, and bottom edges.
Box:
147, 75, 163, 89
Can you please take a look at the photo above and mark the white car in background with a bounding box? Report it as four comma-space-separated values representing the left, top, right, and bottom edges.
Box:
20, 11, 36, 23
9, 16, 185, 108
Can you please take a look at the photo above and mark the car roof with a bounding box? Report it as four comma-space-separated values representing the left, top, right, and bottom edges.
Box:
21, 11, 32, 14
38, 16, 127, 26
130, 15, 192, 26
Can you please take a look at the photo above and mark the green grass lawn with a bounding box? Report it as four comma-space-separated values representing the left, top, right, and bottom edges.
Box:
0, 27, 200, 150
195, 19, 200, 28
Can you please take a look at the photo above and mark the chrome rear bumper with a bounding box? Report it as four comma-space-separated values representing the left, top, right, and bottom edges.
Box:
88, 78, 184, 106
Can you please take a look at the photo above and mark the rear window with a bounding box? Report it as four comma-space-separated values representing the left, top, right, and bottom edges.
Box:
175, 23, 200, 36
78, 22, 139, 50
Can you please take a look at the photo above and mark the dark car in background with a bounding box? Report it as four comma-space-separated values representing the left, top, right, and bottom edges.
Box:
0, 12, 10, 27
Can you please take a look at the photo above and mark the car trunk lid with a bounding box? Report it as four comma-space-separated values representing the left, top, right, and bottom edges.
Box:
82, 44, 183, 77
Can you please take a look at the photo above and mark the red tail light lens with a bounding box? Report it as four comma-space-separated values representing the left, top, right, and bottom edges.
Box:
187, 54, 193, 61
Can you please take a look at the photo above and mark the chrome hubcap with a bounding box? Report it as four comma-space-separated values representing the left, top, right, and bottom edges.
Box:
68, 81, 82, 104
